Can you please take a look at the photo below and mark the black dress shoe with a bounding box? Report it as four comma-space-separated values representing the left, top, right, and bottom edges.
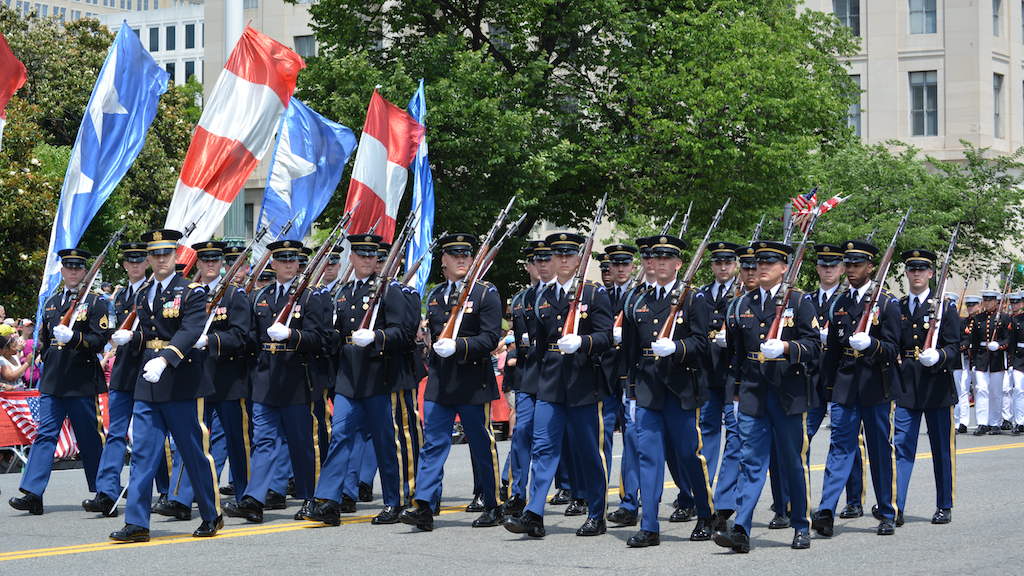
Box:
974, 425, 989, 436
294, 499, 315, 521
576, 516, 606, 536
548, 489, 570, 506
264, 490, 287, 510
606, 507, 638, 526
877, 520, 895, 535
503, 510, 545, 537
358, 482, 373, 503
286, 477, 296, 497
9, 491, 43, 515
502, 495, 526, 518
398, 502, 434, 531
839, 503, 863, 519
82, 493, 118, 517
710, 509, 733, 533
305, 499, 340, 526
224, 495, 263, 523
219, 483, 235, 497
564, 498, 587, 516
472, 507, 503, 528
988, 427, 1002, 435
791, 531, 811, 549
1013, 425, 1024, 436
192, 515, 224, 537
1001, 419, 1013, 431
372, 505, 402, 525
895, 510, 904, 527
626, 529, 660, 548
690, 517, 713, 541
465, 493, 485, 513
768, 512, 791, 529
669, 505, 695, 523
109, 524, 150, 543
931, 508, 952, 524
957, 424, 968, 434
871, 504, 882, 521
153, 498, 191, 521
811, 509, 834, 538
712, 525, 749, 553
339, 495, 357, 513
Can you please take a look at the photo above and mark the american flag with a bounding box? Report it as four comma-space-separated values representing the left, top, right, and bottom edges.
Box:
0, 394, 81, 459
791, 188, 847, 233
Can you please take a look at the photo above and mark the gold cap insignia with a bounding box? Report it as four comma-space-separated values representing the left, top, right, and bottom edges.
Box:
913, 250, 920, 257
660, 236, 668, 244
718, 243, 724, 249
760, 242, 766, 248
456, 235, 464, 242
153, 231, 163, 241
560, 234, 567, 241
847, 242, 854, 249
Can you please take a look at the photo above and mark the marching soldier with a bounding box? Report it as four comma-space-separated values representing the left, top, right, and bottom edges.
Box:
892, 249, 959, 525
224, 239, 331, 523
596, 245, 635, 491
619, 234, 714, 548
10, 248, 112, 516
108, 229, 221, 541
503, 232, 613, 538
399, 233, 503, 531
813, 240, 900, 538
969, 289, 1009, 435
599, 253, 613, 288
306, 234, 418, 526
1008, 293, 1024, 435
955, 294, 981, 432
712, 241, 819, 553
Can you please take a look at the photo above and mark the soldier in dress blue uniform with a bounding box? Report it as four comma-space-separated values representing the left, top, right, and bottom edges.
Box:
503, 232, 613, 539
84, 242, 150, 517
892, 249, 960, 526
968, 289, 1010, 435
223, 239, 331, 524
391, 244, 426, 509
618, 235, 715, 548
108, 229, 222, 542
399, 233, 503, 531
10, 248, 112, 516
812, 239, 901, 538
1007, 292, 1024, 435
712, 241, 819, 553
599, 253, 612, 288
305, 234, 418, 526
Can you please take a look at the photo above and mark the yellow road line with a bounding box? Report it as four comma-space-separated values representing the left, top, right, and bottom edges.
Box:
3, 441, 1022, 562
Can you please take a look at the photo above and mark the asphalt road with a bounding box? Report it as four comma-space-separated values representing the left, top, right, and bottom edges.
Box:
1, 429, 1022, 575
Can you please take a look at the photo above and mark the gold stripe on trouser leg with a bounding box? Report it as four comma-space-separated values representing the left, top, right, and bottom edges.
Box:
397, 392, 417, 502
948, 405, 956, 506
857, 423, 868, 505
595, 400, 608, 516
309, 402, 321, 485
197, 397, 221, 514
799, 413, 812, 526
162, 438, 173, 491
693, 406, 715, 515
240, 399, 252, 480
95, 396, 106, 445
484, 403, 501, 505
887, 402, 898, 516
388, 393, 406, 504
323, 390, 332, 444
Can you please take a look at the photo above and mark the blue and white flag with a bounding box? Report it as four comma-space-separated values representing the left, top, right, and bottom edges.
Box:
256, 97, 356, 257
404, 79, 434, 293
36, 22, 168, 318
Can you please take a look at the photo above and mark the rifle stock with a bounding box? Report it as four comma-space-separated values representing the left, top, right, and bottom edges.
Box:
923, 223, 960, 351
563, 193, 608, 337
856, 208, 912, 333
62, 226, 125, 328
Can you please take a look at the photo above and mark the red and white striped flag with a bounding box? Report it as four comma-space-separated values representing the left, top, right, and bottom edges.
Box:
343, 90, 425, 241
0, 31, 27, 151
792, 188, 847, 233
0, 393, 107, 459
165, 26, 304, 253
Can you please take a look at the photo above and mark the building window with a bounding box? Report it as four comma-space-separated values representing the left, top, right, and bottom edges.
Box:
994, 73, 1004, 138
185, 23, 195, 49
909, 0, 937, 34
909, 71, 938, 136
244, 203, 255, 240
833, 0, 860, 36
165, 62, 175, 84
149, 27, 159, 51
131, 27, 139, 37
994, 0, 1002, 36
243, 0, 257, 8
294, 35, 316, 58
848, 75, 862, 137
185, 60, 195, 82
166, 26, 175, 50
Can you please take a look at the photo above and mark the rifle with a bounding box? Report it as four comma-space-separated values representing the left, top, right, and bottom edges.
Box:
922, 223, 960, 354
62, 226, 126, 328
766, 208, 822, 341
243, 217, 298, 293
662, 210, 679, 237
360, 213, 418, 330
276, 210, 355, 327
989, 262, 1017, 342
402, 231, 447, 285
956, 275, 972, 317
117, 222, 197, 332
479, 214, 528, 280
612, 211, 682, 330
677, 201, 692, 236
855, 208, 912, 334
438, 196, 517, 341
751, 214, 766, 243
199, 225, 270, 337
659, 198, 731, 340
562, 193, 609, 337
330, 216, 382, 298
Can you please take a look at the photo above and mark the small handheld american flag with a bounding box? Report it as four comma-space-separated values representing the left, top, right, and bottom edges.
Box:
791, 188, 847, 233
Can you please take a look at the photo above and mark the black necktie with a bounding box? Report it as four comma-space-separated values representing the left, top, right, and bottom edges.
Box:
820, 290, 827, 308
716, 283, 724, 302
912, 296, 920, 316
154, 282, 164, 303
276, 285, 285, 305
125, 285, 134, 304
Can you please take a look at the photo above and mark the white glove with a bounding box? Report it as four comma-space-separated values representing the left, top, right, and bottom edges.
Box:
433, 338, 456, 358
194, 335, 208, 350
761, 339, 785, 359
53, 324, 73, 344
267, 322, 290, 342
714, 330, 728, 348
849, 332, 871, 351
652, 337, 676, 358
352, 328, 375, 348
613, 326, 622, 345
558, 334, 582, 354
987, 341, 999, 352
111, 329, 133, 346
142, 357, 167, 383
919, 348, 940, 367
819, 328, 828, 344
